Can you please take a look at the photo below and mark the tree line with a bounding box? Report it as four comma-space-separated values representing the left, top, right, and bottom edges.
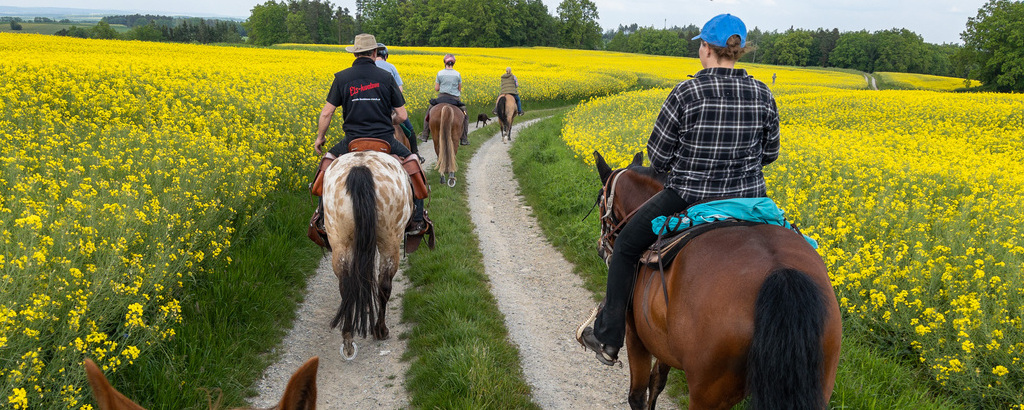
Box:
245, 0, 602, 49
605, 25, 962, 78
52, 16, 246, 44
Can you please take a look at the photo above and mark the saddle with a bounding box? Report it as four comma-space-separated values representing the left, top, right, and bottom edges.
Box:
639, 219, 758, 269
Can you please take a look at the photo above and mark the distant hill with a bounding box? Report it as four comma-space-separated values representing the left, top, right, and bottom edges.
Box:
0, 5, 242, 21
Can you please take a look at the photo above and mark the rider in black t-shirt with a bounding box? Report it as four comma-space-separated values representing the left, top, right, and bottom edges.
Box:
313, 33, 426, 234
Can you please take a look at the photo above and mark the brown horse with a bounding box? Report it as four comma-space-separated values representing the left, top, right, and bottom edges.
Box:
392, 123, 411, 151
84, 357, 319, 409
428, 103, 464, 187
322, 151, 413, 360
590, 151, 842, 410
495, 93, 517, 143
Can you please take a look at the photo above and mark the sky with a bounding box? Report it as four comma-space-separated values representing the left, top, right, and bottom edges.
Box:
2, 0, 988, 45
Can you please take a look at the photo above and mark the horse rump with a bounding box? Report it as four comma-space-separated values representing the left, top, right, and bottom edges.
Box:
747, 268, 826, 410
330, 165, 379, 337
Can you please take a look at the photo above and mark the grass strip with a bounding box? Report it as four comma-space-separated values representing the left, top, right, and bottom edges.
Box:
109, 190, 323, 408
508, 112, 965, 409
402, 119, 539, 408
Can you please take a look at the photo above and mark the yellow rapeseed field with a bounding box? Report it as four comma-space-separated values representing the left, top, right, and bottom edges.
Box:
562, 65, 1024, 407
4, 31, 1019, 408
0, 34, 705, 409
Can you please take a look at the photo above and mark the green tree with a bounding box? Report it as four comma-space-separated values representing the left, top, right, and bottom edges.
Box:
830, 30, 876, 72
774, 30, 813, 66
557, 0, 601, 49
286, 11, 313, 42
874, 28, 925, 73
90, 21, 120, 39
245, 1, 289, 46
957, 0, 1024, 91
127, 22, 165, 42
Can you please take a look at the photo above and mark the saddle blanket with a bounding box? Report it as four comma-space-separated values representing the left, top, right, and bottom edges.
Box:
651, 197, 818, 249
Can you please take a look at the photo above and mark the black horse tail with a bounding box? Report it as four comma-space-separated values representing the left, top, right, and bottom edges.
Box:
747, 268, 826, 410
496, 95, 509, 127
330, 166, 378, 337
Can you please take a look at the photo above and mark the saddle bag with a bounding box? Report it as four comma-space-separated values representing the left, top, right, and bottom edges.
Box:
307, 204, 331, 249
309, 156, 334, 197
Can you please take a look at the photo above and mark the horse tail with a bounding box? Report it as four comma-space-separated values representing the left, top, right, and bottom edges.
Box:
496, 95, 509, 128
330, 165, 378, 337
747, 268, 826, 410
436, 105, 456, 174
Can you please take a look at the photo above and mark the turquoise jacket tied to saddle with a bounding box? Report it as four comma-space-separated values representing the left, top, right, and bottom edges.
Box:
651, 197, 818, 249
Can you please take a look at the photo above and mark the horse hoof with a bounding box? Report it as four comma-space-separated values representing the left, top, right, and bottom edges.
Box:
447, 174, 456, 188
439, 175, 446, 184
341, 341, 358, 361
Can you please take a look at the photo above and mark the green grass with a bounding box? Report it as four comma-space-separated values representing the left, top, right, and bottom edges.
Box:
508, 113, 966, 409
104, 190, 323, 408
401, 121, 538, 408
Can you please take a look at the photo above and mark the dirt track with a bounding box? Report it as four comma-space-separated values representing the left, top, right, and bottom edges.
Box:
249, 118, 674, 408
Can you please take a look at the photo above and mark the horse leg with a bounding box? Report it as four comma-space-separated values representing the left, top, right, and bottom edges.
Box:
372, 252, 398, 340
625, 323, 652, 410
646, 360, 671, 410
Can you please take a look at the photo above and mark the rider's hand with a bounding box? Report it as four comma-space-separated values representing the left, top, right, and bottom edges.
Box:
314, 135, 326, 155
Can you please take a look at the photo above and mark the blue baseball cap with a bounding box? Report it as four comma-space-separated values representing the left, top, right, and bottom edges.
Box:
691, 14, 747, 48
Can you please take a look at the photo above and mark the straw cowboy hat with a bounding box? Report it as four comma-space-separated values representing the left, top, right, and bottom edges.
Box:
346, 33, 380, 53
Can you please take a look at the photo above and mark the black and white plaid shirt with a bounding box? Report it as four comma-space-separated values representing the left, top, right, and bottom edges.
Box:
647, 67, 780, 203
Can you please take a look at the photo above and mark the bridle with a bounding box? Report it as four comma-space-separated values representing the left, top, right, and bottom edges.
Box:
597, 169, 647, 265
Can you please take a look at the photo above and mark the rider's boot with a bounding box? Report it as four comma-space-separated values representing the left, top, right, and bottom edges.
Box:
406, 199, 426, 234
460, 110, 470, 145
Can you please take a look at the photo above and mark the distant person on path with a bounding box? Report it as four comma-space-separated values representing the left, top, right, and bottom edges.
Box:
576, 13, 781, 365
772, 72, 776, 84
374, 42, 420, 156
421, 54, 470, 145
494, 67, 524, 115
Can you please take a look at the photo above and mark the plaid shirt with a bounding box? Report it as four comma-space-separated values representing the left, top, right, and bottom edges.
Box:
647, 67, 780, 203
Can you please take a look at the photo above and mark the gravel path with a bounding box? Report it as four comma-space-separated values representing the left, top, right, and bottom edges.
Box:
249, 117, 676, 408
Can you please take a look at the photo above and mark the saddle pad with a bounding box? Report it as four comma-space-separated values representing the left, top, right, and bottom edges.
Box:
640, 220, 757, 269
652, 197, 818, 249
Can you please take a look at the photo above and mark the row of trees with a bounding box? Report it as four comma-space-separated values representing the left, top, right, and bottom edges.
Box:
245, 0, 357, 46
55, 18, 245, 44
604, 25, 962, 78
245, 0, 603, 49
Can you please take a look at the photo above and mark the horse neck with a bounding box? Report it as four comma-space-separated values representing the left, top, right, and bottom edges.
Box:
615, 171, 664, 216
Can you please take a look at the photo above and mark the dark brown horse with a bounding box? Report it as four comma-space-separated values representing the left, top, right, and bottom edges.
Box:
495, 94, 517, 143
591, 151, 842, 410
428, 103, 464, 187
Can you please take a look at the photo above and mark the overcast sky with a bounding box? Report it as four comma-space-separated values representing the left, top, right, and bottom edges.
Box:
3, 0, 987, 44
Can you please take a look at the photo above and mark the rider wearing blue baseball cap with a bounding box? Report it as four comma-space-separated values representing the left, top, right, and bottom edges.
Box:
578, 13, 782, 366
691, 13, 746, 48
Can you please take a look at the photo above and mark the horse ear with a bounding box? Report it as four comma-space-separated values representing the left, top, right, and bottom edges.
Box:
593, 151, 612, 184
277, 356, 319, 410
630, 152, 643, 168
83, 359, 147, 410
